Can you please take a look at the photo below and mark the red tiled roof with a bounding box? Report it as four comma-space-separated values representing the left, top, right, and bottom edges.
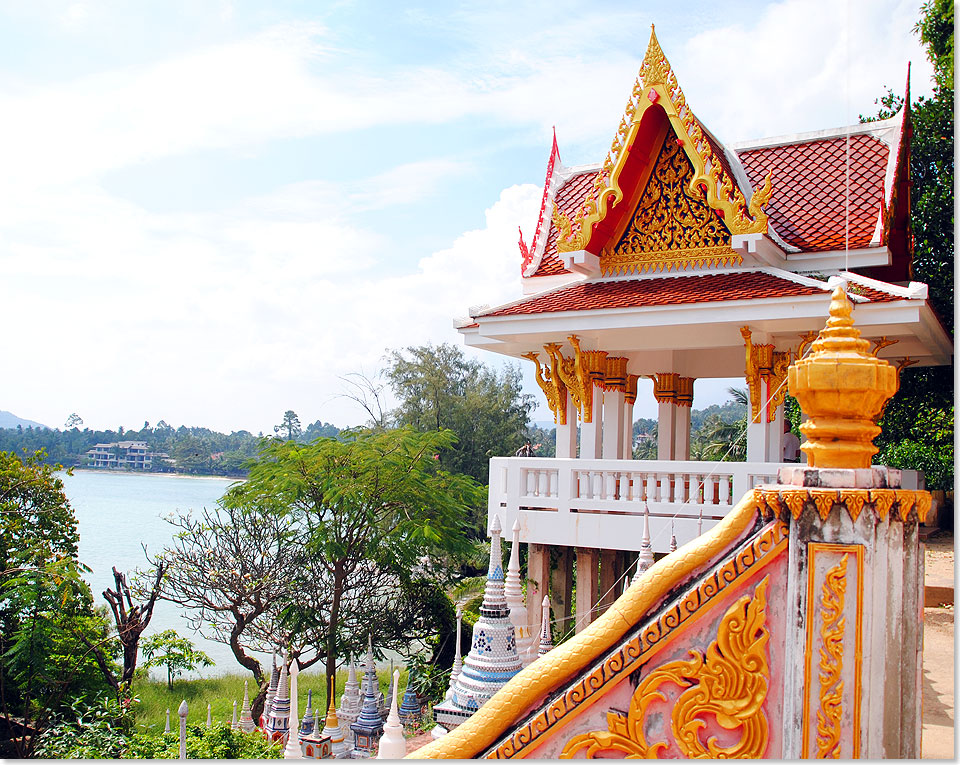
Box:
481, 271, 900, 318
533, 169, 599, 277
737, 134, 888, 252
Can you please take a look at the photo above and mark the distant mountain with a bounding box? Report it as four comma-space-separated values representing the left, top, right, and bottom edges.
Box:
0, 410, 49, 430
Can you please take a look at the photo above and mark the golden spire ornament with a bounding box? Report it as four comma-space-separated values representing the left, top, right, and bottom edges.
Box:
788, 286, 898, 468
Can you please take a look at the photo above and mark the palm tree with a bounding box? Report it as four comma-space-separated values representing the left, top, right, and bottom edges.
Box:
699, 387, 748, 461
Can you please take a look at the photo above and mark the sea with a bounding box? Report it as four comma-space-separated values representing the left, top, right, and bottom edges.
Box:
60, 469, 273, 678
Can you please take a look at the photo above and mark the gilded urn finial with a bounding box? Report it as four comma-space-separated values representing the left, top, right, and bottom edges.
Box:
787, 286, 898, 468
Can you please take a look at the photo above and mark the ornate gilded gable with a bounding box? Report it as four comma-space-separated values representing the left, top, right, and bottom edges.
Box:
553, 26, 772, 257
604, 130, 738, 275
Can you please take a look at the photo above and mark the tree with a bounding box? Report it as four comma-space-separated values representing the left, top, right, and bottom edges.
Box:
141, 630, 213, 689
866, 0, 954, 488
0, 451, 117, 756
274, 411, 302, 441
386, 344, 534, 486
64, 413, 83, 429
222, 428, 480, 695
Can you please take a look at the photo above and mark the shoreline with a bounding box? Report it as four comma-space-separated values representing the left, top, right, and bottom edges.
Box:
64, 467, 246, 481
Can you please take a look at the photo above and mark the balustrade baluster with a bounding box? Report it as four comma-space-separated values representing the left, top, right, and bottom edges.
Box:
704, 475, 716, 506
549, 470, 558, 497
646, 473, 656, 503
719, 475, 730, 505
538, 470, 548, 497
677, 474, 688, 504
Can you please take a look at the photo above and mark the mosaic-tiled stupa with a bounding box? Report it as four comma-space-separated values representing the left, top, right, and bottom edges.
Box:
433, 514, 523, 731
338, 658, 361, 745
350, 637, 385, 756
264, 653, 291, 745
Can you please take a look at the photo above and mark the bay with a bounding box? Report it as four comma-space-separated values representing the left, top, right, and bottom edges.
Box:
60, 469, 271, 677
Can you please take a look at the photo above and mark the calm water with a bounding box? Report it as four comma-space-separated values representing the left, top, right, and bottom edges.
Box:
60, 470, 272, 676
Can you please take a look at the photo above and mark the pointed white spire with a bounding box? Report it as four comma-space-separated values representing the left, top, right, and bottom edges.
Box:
623, 576, 631, 597
264, 653, 279, 726
505, 518, 533, 666
669, 520, 678, 552
538, 595, 554, 656
321, 674, 348, 757
697, 507, 703, 536
164, 708, 171, 734
633, 505, 655, 583
206, 702, 212, 728
283, 659, 301, 759
445, 606, 464, 700
377, 669, 406, 759
232, 700, 238, 730
239, 679, 256, 732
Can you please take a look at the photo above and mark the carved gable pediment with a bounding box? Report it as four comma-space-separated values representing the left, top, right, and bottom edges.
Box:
602, 129, 739, 275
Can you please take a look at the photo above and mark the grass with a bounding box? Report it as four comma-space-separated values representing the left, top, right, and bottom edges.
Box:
131, 668, 410, 731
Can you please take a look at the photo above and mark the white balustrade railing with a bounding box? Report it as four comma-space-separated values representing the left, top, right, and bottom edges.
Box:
490, 457, 925, 554
489, 457, 788, 554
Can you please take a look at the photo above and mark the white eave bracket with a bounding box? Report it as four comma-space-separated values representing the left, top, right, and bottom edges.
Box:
560, 249, 601, 277
731, 233, 787, 268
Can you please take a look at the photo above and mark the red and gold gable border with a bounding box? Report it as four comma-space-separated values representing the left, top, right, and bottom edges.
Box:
553, 27, 772, 256
758, 488, 933, 524
482, 519, 788, 759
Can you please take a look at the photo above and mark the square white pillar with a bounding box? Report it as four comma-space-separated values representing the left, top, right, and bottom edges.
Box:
602, 389, 625, 459
674, 404, 691, 461
766, 403, 784, 463
580, 386, 603, 459
622, 399, 635, 460
556, 396, 578, 459
746, 383, 769, 462
657, 401, 675, 461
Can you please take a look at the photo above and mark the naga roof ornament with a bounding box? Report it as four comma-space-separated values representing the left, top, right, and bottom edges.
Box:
552, 26, 773, 274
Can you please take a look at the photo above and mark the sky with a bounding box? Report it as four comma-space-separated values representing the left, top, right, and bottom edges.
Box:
0, 0, 934, 434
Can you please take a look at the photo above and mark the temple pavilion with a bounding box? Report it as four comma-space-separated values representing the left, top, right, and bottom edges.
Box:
453, 29, 952, 640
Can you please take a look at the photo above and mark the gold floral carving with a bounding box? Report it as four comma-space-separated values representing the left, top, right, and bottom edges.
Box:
741, 327, 764, 423
522, 350, 568, 426
772, 488, 932, 525
602, 357, 628, 392
625, 374, 640, 405
814, 555, 848, 759
766, 350, 793, 421
603, 134, 738, 276
895, 490, 917, 521
838, 491, 867, 522
413, 494, 781, 760
554, 27, 771, 259
781, 489, 808, 519
870, 490, 895, 521
482, 520, 788, 759
811, 491, 836, 521
560, 578, 771, 759
547, 337, 606, 424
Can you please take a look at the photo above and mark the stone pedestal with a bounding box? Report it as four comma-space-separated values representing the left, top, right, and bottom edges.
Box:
773, 465, 929, 759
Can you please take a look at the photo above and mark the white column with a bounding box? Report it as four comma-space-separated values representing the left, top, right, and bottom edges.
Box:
602, 388, 625, 459
622, 398, 635, 460
555, 395, 578, 458
657, 401, 675, 461
766, 403, 784, 463
580, 386, 603, 459
746, 383, 770, 462
674, 404, 691, 461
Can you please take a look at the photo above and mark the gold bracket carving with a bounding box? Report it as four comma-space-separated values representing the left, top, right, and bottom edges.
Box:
871, 336, 899, 357
561, 578, 771, 759
522, 350, 568, 426
743, 328, 817, 422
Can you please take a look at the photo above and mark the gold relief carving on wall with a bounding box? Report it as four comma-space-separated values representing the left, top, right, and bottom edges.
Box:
484, 518, 788, 759
522, 349, 568, 426
802, 545, 864, 760
560, 578, 771, 759
814, 555, 848, 759
554, 27, 771, 258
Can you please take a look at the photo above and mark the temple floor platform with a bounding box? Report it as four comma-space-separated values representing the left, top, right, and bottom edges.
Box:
922, 529, 955, 760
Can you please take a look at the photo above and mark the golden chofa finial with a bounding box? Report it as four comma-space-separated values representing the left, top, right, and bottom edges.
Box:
787, 286, 898, 468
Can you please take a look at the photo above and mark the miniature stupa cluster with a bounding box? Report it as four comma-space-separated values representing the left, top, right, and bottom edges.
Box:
183, 511, 607, 755
211, 635, 431, 760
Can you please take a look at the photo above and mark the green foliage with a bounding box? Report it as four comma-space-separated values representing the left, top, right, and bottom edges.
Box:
142, 630, 214, 689
129, 723, 282, 759
34, 694, 134, 759
0, 450, 119, 755
275, 410, 303, 441
386, 344, 535, 486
